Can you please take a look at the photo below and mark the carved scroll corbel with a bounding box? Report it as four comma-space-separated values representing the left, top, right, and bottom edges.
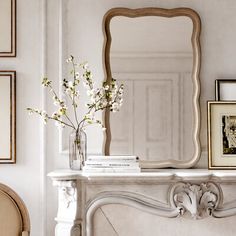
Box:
169, 182, 222, 219
53, 180, 83, 236
54, 180, 77, 208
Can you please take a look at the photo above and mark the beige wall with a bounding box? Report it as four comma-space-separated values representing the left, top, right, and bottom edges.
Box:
0, 0, 42, 235
47, 0, 236, 234
1, 0, 236, 235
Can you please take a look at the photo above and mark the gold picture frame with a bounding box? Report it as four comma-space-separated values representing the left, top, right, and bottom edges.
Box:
0, 0, 16, 57
0, 71, 16, 163
208, 101, 236, 169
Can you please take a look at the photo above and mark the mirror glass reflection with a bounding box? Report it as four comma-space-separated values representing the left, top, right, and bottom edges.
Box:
109, 16, 195, 162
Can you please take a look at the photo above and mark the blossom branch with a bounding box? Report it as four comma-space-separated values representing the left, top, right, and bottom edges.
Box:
27, 55, 124, 134
48, 84, 76, 129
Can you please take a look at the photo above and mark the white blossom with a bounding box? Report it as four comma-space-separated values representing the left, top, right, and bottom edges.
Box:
52, 112, 60, 120
75, 72, 80, 79
87, 89, 95, 96
41, 110, 47, 117
28, 55, 124, 133
104, 85, 109, 90
58, 106, 67, 115
66, 55, 73, 63
55, 121, 65, 129
68, 81, 74, 88
42, 77, 51, 87
83, 62, 89, 70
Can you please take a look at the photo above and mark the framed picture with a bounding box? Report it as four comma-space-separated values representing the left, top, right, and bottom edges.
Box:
208, 101, 236, 169
215, 79, 236, 101
0, 0, 16, 57
0, 71, 16, 163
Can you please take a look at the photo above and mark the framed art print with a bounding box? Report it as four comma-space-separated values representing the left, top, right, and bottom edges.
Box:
0, 0, 16, 57
0, 71, 16, 163
208, 101, 236, 169
215, 79, 236, 101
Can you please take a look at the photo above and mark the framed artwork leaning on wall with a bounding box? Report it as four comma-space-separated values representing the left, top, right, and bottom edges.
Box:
215, 79, 236, 101
0, 0, 16, 57
208, 101, 236, 169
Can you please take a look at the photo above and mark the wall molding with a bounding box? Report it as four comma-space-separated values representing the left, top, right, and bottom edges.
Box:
40, 0, 47, 235
111, 51, 193, 59
58, 0, 69, 154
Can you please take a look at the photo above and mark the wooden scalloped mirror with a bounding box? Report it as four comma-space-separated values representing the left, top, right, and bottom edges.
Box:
103, 8, 201, 168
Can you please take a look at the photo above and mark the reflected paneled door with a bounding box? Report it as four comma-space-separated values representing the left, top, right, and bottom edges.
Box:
110, 72, 193, 162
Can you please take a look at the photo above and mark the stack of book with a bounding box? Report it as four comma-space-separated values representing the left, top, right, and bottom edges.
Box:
82, 155, 140, 173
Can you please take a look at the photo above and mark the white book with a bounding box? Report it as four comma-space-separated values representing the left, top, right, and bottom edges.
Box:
87, 155, 139, 162
84, 161, 139, 168
82, 167, 141, 173
83, 166, 140, 169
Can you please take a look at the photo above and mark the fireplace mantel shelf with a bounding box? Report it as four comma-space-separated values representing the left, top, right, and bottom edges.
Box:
48, 169, 236, 182
49, 169, 236, 236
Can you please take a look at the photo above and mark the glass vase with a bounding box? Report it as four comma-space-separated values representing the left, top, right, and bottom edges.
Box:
69, 129, 87, 170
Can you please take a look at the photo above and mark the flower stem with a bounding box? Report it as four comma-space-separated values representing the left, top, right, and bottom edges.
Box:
72, 59, 79, 126
48, 117, 75, 129
48, 84, 76, 129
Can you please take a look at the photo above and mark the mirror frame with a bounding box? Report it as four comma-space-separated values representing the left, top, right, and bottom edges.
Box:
0, 71, 16, 163
103, 8, 201, 168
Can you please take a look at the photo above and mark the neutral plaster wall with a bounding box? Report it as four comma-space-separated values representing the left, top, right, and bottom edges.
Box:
46, 0, 236, 235
1, 0, 236, 236
0, 0, 43, 235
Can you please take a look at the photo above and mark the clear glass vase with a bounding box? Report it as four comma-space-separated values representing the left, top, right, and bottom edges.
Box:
69, 129, 87, 170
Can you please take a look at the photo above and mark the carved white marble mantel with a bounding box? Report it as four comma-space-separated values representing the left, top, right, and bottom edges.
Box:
48, 169, 236, 236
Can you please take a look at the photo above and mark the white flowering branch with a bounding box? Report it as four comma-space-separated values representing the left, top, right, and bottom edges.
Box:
48, 82, 76, 129
27, 55, 124, 133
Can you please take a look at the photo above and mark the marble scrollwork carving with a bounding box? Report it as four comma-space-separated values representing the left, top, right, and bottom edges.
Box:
53, 180, 83, 236
55, 180, 77, 208
62, 188, 76, 208
169, 182, 222, 219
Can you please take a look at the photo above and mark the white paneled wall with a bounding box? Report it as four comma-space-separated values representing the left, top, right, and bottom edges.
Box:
0, 0, 43, 235
46, 0, 236, 235
0, 0, 236, 235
